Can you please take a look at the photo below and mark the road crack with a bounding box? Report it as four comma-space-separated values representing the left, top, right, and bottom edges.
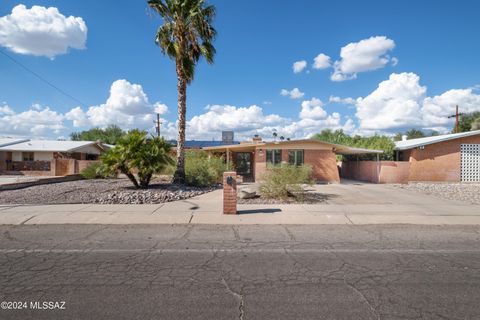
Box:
221, 277, 245, 320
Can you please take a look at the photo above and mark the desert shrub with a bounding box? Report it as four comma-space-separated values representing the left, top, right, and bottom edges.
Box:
80, 162, 109, 179
259, 164, 313, 200
185, 151, 232, 187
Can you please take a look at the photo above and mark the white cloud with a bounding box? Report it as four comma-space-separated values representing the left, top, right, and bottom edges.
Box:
183, 104, 288, 140
280, 88, 305, 99
0, 104, 15, 115
299, 98, 327, 120
355, 72, 426, 130
391, 57, 399, 66
0, 104, 65, 137
292, 60, 307, 73
422, 88, 480, 127
329, 96, 356, 105
353, 72, 480, 134
331, 36, 396, 81
65, 79, 168, 129
313, 53, 331, 69
0, 4, 87, 58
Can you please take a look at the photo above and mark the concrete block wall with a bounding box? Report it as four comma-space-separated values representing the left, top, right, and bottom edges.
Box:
341, 161, 410, 184
407, 135, 480, 182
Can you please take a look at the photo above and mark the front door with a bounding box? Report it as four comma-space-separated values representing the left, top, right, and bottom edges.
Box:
235, 152, 253, 182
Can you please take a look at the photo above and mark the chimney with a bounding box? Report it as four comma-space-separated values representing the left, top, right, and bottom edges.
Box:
402, 135, 408, 141
252, 134, 262, 143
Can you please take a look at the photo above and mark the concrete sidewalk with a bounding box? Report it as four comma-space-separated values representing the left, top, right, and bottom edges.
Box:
1, 189, 480, 225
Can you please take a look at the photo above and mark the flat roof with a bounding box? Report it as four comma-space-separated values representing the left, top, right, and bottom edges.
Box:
394, 130, 480, 151
0, 138, 29, 148
203, 139, 383, 155
0, 140, 103, 153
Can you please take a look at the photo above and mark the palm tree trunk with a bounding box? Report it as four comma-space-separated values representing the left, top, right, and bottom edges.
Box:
173, 66, 187, 184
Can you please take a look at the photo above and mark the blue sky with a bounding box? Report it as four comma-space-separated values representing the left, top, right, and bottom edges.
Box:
1, 0, 480, 140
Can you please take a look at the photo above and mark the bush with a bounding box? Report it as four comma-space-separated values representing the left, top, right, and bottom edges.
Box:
259, 164, 313, 200
185, 151, 232, 187
100, 130, 174, 188
80, 162, 109, 179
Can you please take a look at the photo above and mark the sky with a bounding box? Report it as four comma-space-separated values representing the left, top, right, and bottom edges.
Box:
1, 0, 480, 141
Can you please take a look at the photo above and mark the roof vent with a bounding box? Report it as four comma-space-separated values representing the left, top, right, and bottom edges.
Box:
402, 135, 408, 141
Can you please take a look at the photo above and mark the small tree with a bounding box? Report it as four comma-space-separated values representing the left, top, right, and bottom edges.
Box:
70, 124, 125, 145
100, 130, 174, 188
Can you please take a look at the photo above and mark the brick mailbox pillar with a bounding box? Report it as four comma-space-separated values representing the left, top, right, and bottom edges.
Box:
223, 171, 237, 214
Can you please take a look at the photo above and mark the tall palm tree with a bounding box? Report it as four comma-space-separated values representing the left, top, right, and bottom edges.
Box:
148, 0, 216, 184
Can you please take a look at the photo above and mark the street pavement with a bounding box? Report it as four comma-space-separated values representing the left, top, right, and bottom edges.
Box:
1, 224, 480, 319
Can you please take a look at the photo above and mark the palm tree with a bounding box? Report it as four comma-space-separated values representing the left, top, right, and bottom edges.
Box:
148, 0, 216, 184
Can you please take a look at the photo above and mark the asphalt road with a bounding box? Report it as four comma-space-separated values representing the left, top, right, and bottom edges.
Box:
1, 224, 480, 319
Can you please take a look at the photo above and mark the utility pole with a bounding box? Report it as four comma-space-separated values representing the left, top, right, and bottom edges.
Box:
154, 113, 162, 138
447, 105, 464, 133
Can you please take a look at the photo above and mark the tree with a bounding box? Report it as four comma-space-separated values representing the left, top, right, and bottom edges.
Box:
457, 111, 480, 132
313, 129, 395, 160
70, 125, 125, 145
100, 130, 174, 188
148, 0, 216, 184
472, 118, 480, 131
313, 129, 352, 145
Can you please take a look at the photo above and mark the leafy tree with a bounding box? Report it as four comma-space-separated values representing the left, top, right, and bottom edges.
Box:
313, 129, 395, 160
148, 0, 216, 184
393, 129, 439, 141
312, 129, 352, 145
100, 130, 174, 188
70, 125, 125, 145
472, 118, 480, 131
457, 111, 480, 132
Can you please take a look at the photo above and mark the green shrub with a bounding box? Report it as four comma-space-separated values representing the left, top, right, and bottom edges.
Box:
185, 151, 232, 187
100, 130, 174, 188
80, 162, 107, 179
259, 164, 313, 200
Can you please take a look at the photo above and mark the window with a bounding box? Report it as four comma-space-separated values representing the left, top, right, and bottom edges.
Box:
288, 150, 304, 166
266, 149, 282, 165
22, 152, 34, 161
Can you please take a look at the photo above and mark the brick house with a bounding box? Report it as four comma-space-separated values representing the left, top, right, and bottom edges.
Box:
203, 136, 382, 183
394, 130, 480, 182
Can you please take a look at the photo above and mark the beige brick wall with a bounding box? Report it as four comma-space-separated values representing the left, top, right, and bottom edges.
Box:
253, 148, 340, 183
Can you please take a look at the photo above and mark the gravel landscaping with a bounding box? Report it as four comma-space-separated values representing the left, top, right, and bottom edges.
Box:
0, 178, 217, 205
393, 182, 480, 205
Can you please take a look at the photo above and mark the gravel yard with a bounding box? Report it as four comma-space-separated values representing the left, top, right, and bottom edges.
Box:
393, 182, 480, 205
0, 178, 217, 205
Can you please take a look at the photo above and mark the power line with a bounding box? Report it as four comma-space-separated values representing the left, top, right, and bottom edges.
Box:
0, 49, 87, 107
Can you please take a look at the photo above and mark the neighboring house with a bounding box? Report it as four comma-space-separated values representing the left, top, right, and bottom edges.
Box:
0, 138, 30, 171
203, 135, 382, 183
394, 130, 480, 182
0, 139, 108, 176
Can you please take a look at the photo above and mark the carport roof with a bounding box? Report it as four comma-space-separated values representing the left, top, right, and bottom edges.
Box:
202, 139, 383, 155
394, 129, 480, 151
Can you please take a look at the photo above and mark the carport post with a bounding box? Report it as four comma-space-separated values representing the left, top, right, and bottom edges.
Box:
376, 153, 380, 183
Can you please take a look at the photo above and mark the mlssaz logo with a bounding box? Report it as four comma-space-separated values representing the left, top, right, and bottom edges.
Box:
30, 301, 66, 310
